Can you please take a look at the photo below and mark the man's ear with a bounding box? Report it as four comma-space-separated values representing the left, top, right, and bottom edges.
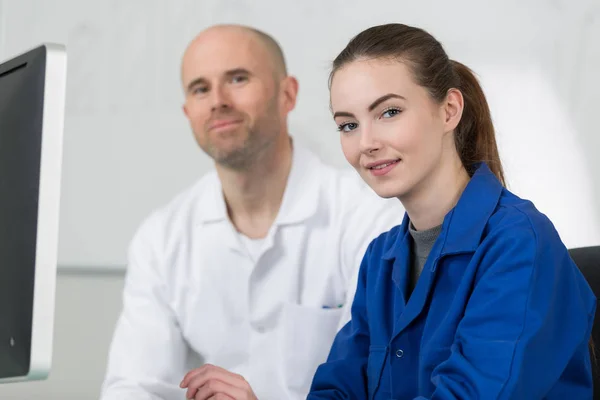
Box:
281, 76, 299, 113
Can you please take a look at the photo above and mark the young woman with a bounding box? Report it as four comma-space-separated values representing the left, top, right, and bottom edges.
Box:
307, 23, 596, 399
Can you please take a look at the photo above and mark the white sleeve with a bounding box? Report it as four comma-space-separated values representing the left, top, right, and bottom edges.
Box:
336, 184, 405, 331
100, 213, 188, 400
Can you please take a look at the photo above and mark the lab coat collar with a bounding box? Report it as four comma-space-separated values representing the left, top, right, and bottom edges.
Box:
440, 162, 503, 254
383, 162, 503, 261
272, 144, 321, 225
195, 142, 320, 226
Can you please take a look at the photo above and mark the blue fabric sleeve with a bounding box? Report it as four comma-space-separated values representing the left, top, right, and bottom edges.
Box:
416, 221, 595, 399
307, 243, 373, 399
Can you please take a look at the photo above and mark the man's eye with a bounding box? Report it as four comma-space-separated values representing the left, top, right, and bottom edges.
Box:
232, 75, 248, 83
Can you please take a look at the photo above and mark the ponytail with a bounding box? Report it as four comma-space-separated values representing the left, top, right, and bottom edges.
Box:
451, 60, 505, 186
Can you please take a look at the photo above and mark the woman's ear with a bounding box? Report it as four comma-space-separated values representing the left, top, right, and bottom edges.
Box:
443, 88, 464, 133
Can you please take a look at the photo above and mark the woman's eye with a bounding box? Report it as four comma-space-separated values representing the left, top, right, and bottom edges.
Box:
382, 108, 401, 118
337, 122, 358, 133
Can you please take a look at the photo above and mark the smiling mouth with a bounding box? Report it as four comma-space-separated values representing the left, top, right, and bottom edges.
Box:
210, 120, 243, 131
369, 160, 400, 170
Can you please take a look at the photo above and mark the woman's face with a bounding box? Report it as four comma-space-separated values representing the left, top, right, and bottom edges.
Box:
330, 58, 461, 200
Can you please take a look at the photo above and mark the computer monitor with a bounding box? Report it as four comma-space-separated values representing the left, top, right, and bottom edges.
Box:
0, 43, 66, 383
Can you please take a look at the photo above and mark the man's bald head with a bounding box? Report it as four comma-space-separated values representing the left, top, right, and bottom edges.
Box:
181, 24, 287, 84
180, 24, 299, 170
243, 26, 288, 77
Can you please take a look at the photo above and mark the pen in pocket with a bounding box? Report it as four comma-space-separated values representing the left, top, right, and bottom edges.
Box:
322, 304, 343, 309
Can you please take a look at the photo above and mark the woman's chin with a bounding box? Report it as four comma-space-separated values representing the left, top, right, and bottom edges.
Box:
370, 183, 406, 200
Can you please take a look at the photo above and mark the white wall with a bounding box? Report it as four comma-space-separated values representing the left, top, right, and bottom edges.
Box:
1, 0, 599, 269
1, 0, 599, 398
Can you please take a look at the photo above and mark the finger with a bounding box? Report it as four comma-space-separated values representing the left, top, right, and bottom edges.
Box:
206, 394, 235, 400
181, 364, 213, 388
181, 368, 202, 388
181, 364, 244, 388
190, 378, 245, 400
182, 365, 246, 390
187, 376, 247, 400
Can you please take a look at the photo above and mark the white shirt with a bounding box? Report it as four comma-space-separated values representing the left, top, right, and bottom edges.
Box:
100, 144, 404, 400
238, 233, 266, 263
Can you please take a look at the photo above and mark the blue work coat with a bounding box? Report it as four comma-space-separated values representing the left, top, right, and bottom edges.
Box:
308, 163, 596, 399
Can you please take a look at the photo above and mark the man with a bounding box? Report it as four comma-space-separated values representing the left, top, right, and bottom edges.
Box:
100, 24, 403, 400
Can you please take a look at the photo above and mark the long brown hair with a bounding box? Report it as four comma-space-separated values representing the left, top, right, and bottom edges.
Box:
330, 23, 505, 186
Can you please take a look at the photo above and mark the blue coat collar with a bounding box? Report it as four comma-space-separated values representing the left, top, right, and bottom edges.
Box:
383, 162, 504, 262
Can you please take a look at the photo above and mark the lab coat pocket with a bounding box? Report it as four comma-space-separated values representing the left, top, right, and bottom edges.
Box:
367, 345, 388, 400
281, 302, 344, 394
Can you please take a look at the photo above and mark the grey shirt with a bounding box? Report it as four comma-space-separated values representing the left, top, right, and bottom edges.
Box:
408, 222, 442, 297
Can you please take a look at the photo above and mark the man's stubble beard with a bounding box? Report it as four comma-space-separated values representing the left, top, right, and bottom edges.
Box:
207, 99, 282, 171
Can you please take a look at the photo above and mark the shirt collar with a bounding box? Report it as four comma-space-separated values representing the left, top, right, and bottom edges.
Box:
195, 142, 321, 226
383, 162, 504, 260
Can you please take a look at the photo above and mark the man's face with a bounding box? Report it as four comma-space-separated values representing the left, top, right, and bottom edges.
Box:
182, 28, 284, 170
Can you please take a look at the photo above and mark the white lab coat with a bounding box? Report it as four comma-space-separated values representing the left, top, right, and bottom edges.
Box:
100, 144, 404, 400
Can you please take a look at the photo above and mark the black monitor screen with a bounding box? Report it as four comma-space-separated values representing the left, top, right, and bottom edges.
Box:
0, 47, 46, 379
